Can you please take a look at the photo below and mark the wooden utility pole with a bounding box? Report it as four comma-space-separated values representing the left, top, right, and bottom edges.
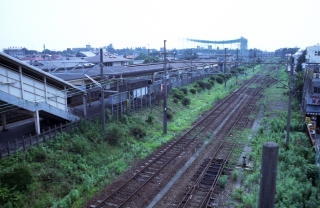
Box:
163, 40, 167, 134
191, 48, 193, 83
285, 56, 294, 149
224, 48, 227, 88
100, 48, 105, 132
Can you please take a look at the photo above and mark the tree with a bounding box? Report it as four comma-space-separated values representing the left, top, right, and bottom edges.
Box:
134, 53, 147, 60
296, 50, 306, 72
106, 44, 115, 53
23, 48, 38, 55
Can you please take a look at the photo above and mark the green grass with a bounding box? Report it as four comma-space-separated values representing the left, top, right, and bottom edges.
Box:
229, 66, 320, 208
0, 74, 240, 207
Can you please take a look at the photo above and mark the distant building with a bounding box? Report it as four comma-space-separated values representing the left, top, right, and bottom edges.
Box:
302, 44, 320, 118
84, 54, 130, 66
3, 47, 25, 59
208, 45, 212, 50
72, 44, 94, 53
306, 44, 320, 64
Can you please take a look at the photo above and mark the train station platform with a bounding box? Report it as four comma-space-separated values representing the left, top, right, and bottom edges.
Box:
0, 52, 86, 136
0, 96, 105, 145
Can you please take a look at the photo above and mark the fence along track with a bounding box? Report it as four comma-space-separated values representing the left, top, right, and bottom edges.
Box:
177, 77, 276, 208
90, 76, 262, 208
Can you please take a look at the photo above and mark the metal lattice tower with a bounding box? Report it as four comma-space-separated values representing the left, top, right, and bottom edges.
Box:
186, 37, 248, 58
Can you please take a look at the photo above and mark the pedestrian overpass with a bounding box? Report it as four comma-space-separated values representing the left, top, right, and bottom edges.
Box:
0, 52, 86, 134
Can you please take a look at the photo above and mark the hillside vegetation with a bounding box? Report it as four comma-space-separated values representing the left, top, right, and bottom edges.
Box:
228, 66, 320, 207
0, 72, 238, 207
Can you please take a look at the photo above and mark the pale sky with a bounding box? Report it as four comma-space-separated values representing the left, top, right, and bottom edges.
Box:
1, 0, 319, 52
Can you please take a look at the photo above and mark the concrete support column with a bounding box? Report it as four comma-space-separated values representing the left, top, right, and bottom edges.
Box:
258, 142, 279, 208
1, 113, 7, 131
82, 93, 87, 117
34, 111, 40, 135
64, 86, 67, 111
88, 85, 92, 107
116, 79, 119, 92
44, 77, 48, 104
152, 72, 156, 84
19, 66, 24, 99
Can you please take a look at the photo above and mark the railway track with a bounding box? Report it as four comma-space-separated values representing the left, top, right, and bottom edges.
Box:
89, 75, 271, 208
176, 79, 268, 208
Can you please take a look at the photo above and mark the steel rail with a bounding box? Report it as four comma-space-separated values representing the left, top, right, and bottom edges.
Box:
177, 82, 262, 208
91, 76, 260, 208
178, 78, 277, 207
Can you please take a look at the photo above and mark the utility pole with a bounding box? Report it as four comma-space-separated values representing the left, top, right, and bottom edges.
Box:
224, 48, 227, 88
285, 56, 294, 149
148, 44, 150, 65
236, 49, 239, 85
258, 142, 279, 208
191, 48, 193, 82
163, 40, 167, 134
100, 48, 105, 132
236, 48, 239, 67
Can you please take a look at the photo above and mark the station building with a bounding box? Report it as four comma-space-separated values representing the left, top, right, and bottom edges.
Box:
302, 44, 320, 150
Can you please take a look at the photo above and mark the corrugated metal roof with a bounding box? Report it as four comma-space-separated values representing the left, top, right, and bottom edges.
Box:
0, 52, 85, 92
85, 54, 130, 63
52, 62, 214, 81
78, 51, 96, 57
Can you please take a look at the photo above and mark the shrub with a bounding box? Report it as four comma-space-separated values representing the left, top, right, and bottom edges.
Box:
70, 135, 90, 155
181, 98, 191, 106
216, 76, 224, 84
167, 111, 173, 120
218, 175, 228, 189
209, 76, 215, 81
145, 115, 154, 124
105, 123, 126, 145
206, 83, 212, 90
0, 165, 34, 191
306, 164, 318, 185
180, 87, 188, 95
197, 80, 207, 90
119, 114, 129, 125
171, 88, 185, 100
209, 80, 215, 86
190, 88, 196, 94
217, 74, 225, 79
173, 98, 179, 104
130, 126, 146, 140
232, 170, 238, 181
28, 146, 47, 162
105, 109, 112, 121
